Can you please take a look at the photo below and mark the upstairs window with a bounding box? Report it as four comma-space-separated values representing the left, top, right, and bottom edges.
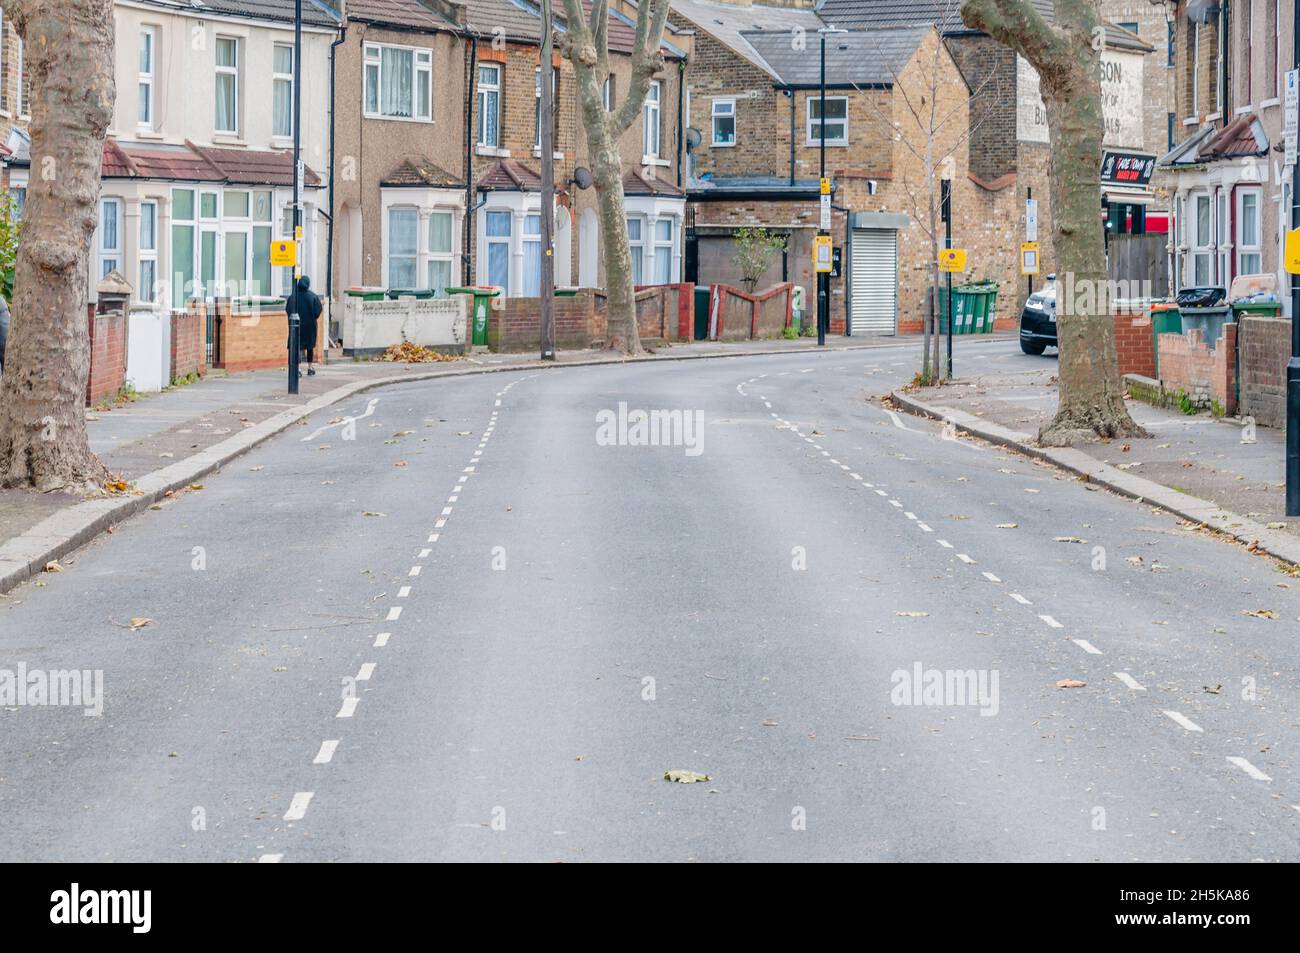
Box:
364, 43, 433, 121
138, 27, 156, 131
711, 98, 736, 146
478, 63, 501, 147
215, 37, 240, 134
643, 81, 661, 157
807, 95, 848, 146
273, 44, 293, 138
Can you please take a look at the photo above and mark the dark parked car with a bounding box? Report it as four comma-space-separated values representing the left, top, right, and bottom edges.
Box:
1019, 275, 1056, 355
0, 293, 9, 372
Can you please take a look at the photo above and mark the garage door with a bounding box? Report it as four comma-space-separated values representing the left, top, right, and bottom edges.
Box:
851, 229, 897, 335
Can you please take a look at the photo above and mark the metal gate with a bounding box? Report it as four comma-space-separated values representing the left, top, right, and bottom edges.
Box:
850, 228, 897, 335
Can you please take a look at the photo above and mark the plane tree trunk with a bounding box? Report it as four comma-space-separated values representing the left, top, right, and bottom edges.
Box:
560, 0, 671, 355
0, 0, 115, 491
962, 0, 1145, 444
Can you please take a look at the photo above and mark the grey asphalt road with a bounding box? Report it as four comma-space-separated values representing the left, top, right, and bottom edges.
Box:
1, 337, 1297, 862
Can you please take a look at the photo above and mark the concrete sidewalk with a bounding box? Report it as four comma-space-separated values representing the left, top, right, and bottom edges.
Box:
0, 333, 939, 594
891, 360, 1300, 565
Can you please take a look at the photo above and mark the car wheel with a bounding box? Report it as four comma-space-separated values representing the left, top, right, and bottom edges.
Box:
1020, 338, 1046, 356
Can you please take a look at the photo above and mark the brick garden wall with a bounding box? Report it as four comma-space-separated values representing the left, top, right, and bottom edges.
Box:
488, 290, 602, 353
169, 307, 206, 382
1238, 316, 1289, 429
1156, 324, 1237, 415
86, 305, 127, 406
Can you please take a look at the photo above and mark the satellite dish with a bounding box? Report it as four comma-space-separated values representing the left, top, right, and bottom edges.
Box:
685, 127, 703, 151
572, 167, 594, 190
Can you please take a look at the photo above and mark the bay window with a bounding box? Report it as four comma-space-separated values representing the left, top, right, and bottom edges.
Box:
627, 216, 644, 284
1192, 192, 1213, 286
139, 200, 158, 303
171, 188, 196, 309
388, 207, 419, 288
653, 218, 674, 284
1237, 188, 1262, 276
428, 212, 454, 295
485, 210, 511, 292
97, 198, 121, 279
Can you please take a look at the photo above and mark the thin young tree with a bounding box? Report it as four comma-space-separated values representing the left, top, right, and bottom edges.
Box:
860, 2, 1003, 383
0, 0, 115, 490
559, 0, 671, 356
962, 0, 1143, 443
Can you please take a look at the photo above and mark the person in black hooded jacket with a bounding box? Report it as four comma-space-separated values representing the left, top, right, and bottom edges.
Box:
285, 275, 323, 376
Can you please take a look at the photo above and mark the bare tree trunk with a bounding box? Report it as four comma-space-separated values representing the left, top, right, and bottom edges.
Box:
561, 0, 670, 356
0, 0, 114, 491
962, 0, 1143, 444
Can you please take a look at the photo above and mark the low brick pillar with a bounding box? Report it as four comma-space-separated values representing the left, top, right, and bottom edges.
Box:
86, 304, 128, 406
169, 305, 207, 382
1238, 316, 1288, 428
1113, 309, 1156, 378
216, 300, 323, 372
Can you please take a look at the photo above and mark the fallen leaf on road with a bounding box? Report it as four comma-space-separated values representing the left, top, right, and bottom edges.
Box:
1024, 488, 1040, 493
996, 523, 1018, 529
249, 466, 264, 472
664, 770, 711, 783
1242, 609, 1277, 619
761, 719, 778, 727
1202, 684, 1221, 694
1126, 556, 1144, 564
1121, 443, 1131, 452
43, 561, 63, 573
362, 511, 386, 517
844, 735, 881, 742
392, 430, 413, 437
947, 514, 969, 520
1055, 679, 1086, 689
457, 431, 471, 436
128, 617, 153, 630
1267, 522, 1287, 530
1054, 536, 1087, 544
394, 461, 408, 468
895, 611, 928, 617
188, 484, 204, 491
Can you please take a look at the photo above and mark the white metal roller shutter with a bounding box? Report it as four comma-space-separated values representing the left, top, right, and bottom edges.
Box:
851, 229, 897, 335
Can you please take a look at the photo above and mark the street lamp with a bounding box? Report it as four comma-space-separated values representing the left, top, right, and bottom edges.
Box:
287, 0, 303, 394
816, 26, 846, 348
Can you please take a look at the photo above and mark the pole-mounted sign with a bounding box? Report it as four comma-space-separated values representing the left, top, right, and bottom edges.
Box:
813, 235, 834, 273
1020, 242, 1040, 275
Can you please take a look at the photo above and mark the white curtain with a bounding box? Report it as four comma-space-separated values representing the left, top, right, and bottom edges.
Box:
382, 48, 413, 117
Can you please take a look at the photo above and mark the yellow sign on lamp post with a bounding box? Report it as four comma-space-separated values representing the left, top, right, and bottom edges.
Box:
1285, 229, 1300, 274
270, 240, 297, 268
1020, 242, 1040, 276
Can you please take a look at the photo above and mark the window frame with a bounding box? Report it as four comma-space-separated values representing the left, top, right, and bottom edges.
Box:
214, 35, 240, 135
386, 205, 420, 289
484, 208, 512, 294
138, 199, 158, 304
711, 97, 736, 147
272, 42, 294, 139
652, 217, 675, 284
805, 94, 848, 147
363, 41, 433, 123
1236, 186, 1263, 276
427, 210, 455, 295
1191, 190, 1214, 286
97, 198, 123, 280
477, 62, 502, 148
643, 80, 662, 159
138, 26, 157, 132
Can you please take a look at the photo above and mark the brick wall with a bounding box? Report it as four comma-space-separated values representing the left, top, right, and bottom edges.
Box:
488, 290, 601, 352
169, 307, 206, 382
707, 283, 793, 340
86, 306, 127, 406
215, 300, 323, 373
1156, 324, 1236, 414
1114, 309, 1156, 378
1238, 315, 1288, 428
631, 283, 692, 342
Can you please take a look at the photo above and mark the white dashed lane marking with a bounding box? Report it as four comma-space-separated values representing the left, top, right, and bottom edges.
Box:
313, 740, 339, 765
373, 632, 390, 648
284, 792, 314, 821
258, 854, 283, 863
1162, 710, 1203, 733
982, 572, 1001, 583
1038, 614, 1063, 628
1114, 672, 1146, 691
337, 697, 359, 718
1226, 757, 1272, 781
356, 663, 376, 681
1072, 638, 1102, 655
1009, 593, 1031, 605
386, 607, 402, 621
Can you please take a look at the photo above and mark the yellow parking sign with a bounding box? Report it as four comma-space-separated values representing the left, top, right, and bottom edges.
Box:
1286, 230, 1300, 274
270, 240, 297, 267
939, 248, 967, 273
813, 235, 834, 273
